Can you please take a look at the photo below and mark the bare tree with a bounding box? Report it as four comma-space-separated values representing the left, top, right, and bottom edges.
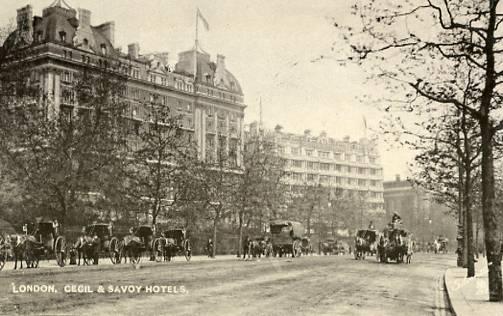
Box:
124, 99, 198, 226
333, 0, 503, 300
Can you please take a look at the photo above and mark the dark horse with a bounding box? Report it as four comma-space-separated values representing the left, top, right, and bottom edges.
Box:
74, 235, 97, 265
121, 236, 143, 264
8, 235, 40, 269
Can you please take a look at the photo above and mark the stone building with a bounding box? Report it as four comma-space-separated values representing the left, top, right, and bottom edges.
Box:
247, 122, 385, 223
383, 175, 456, 243
0, 1, 246, 166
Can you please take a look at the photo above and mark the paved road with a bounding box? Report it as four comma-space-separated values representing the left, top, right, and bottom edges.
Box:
0, 253, 455, 315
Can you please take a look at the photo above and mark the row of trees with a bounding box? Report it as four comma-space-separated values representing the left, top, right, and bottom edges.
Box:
0, 41, 290, 257
332, 0, 503, 301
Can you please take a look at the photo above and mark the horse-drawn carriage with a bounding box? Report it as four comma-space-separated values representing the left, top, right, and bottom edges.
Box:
300, 236, 313, 256
269, 220, 305, 257
0, 234, 9, 271
437, 237, 449, 254
319, 238, 337, 255
377, 227, 408, 263
75, 223, 119, 265
23, 218, 67, 268
354, 229, 378, 260
0, 219, 16, 271
152, 229, 191, 262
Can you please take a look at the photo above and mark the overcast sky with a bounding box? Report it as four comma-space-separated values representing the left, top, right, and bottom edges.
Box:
0, 0, 414, 181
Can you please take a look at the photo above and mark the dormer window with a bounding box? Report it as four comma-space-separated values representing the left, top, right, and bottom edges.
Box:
101, 44, 107, 55
83, 38, 89, 46
59, 31, 66, 42
36, 31, 43, 42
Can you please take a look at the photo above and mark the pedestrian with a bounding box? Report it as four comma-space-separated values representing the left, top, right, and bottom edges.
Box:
206, 238, 214, 258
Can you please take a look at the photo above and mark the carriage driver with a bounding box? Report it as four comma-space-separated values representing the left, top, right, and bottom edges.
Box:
391, 212, 402, 224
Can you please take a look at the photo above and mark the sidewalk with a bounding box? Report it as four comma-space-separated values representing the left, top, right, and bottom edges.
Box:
445, 258, 503, 316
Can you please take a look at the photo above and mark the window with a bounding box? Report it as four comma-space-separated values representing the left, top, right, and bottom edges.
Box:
334, 153, 342, 160
319, 151, 330, 159
83, 38, 89, 46
320, 163, 330, 171
101, 44, 107, 55
206, 106, 214, 117
370, 169, 377, 175
291, 147, 300, 155
292, 160, 303, 168
59, 31, 66, 42
358, 168, 366, 175
358, 179, 366, 186
63, 72, 71, 83
307, 174, 316, 181
305, 149, 313, 157
335, 164, 342, 172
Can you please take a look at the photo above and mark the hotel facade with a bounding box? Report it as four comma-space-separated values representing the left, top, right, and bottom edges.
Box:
248, 123, 385, 215
1, 1, 246, 166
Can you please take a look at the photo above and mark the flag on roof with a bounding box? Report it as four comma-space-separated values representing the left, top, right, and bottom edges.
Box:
197, 8, 210, 31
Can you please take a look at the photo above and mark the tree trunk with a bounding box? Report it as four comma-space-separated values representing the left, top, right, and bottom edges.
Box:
237, 211, 243, 257
212, 217, 218, 258
475, 213, 480, 259
464, 171, 475, 277
481, 117, 502, 301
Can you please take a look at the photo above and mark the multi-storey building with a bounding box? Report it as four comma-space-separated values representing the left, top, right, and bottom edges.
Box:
0, 1, 246, 166
247, 123, 385, 216
383, 175, 456, 243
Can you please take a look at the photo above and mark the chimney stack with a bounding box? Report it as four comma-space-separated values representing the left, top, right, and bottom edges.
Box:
216, 54, 226, 69
78, 8, 91, 26
395, 174, 401, 182
96, 22, 115, 46
128, 43, 140, 59
16, 5, 33, 43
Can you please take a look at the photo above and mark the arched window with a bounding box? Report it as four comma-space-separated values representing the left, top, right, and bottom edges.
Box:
101, 44, 107, 55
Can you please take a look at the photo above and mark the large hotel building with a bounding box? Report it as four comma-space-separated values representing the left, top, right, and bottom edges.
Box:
248, 123, 385, 214
1, 1, 246, 166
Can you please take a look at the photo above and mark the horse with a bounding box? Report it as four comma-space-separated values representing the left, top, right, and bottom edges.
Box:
405, 238, 414, 264
7, 235, 25, 270
122, 235, 143, 264
354, 236, 367, 260
248, 239, 264, 259
242, 236, 251, 260
74, 235, 96, 265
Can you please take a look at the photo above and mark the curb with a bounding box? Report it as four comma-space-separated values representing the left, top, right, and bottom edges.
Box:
444, 270, 457, 316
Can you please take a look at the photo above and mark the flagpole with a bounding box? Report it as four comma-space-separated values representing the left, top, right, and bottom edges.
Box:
194, 9, 199, 82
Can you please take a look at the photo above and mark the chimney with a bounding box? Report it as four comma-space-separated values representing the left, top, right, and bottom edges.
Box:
155, 52, 169, 66
216, 54, 226, 69
343, 136, 350, 142
128, 43, 140, 59
395, 174, 401, 182
16, 5, 33, 42
304, 129, 311, 137
96, 22, 115, 46
78, 8, 91, 27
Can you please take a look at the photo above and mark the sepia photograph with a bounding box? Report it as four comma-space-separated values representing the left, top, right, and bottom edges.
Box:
0, 0, 502, 315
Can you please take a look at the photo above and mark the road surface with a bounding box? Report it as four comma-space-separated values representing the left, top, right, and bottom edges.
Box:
0, 253, 455, 315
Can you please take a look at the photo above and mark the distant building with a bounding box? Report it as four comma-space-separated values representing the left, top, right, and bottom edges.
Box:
383, 175, 456, 242
1, 1, 246, 166
247, 122, 385, 215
